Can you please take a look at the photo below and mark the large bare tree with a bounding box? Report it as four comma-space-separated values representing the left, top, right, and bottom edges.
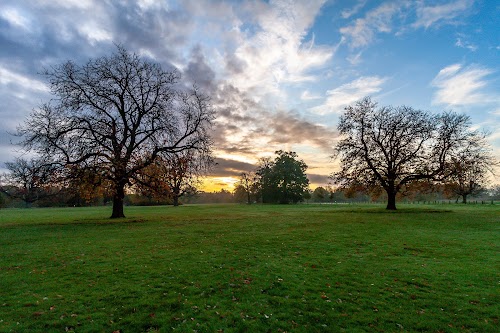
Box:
331, 97, 481, 210
18, 46, 214, 218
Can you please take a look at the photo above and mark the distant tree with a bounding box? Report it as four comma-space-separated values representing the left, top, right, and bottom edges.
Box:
303, 189, 312, 203
237, 172, 258, 204
255, 157, 274, 203
183, 189, 235, 204
488, 185, 500, 201
443, 135, 496, 204
17, 46, 214, 218
0, 157, 59, 207
332, 97, 481, 210
135, 150, 212, 206
212, 189, 234, 203
233, 184, 248, 203
312, 186, 329, 202
256, 151, 309, 204
0, 191, 5, 208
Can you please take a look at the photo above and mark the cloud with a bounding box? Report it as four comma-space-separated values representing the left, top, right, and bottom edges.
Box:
211, 158, 256, 177
300, 90, 321, 100
0, 66, 48, 92
307, 173, 330, 185
346, 51, 363, 65
341, 0, 367, 19
0, 6, 31, 30
266, 110, 337, 151
184, 45, 217, 92
226, 0, 334, 96
413, 0, 473, 29
455, 35, 478, 51
339, 2, 406, 48
212, 81, 338, 160
339, 0, 474, 49
431, 63, 494, 105
311, 76, 387, 114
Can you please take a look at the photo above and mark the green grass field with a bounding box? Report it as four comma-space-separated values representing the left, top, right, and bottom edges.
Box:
1, 204, 499, 332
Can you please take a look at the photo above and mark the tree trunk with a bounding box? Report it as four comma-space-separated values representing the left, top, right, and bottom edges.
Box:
462, 194, 467, 204
111, 183, 126, 218
247, 190, 251, 205
172, 188, 181, 207
386, 187, 397, 210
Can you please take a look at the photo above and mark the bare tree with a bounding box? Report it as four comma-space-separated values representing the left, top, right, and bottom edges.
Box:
331, 97, 479, 210
134, 150, 212, 206
17, 46, 214, 218
443, 134, 496, 203
0, 157, 59, 206
237, 172, 258, 204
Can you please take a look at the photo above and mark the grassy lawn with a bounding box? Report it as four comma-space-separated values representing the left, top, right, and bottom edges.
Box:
0, 204, 499, 332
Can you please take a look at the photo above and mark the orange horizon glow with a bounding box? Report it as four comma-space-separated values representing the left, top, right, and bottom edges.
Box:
199, 176, 327, 193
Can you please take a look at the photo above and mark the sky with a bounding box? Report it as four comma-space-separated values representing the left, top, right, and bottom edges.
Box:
0, 0, 499, 191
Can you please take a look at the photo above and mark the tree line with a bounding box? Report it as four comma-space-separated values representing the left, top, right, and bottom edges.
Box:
0, 47, 497, 216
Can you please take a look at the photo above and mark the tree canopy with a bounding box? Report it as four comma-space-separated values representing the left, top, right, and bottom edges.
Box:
17, 46, 214, 218
256, 151, 309, 204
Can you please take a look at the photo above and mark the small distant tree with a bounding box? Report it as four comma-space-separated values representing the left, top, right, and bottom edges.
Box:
332, 97, 482, 210
135, 150, 212, 206
0, 157, 59, 207
256, 151, 309, 204
0, 191, 5, 208
488, 185, 500, 201
312, 186, 329, 203
443, 135, 496, 204
233, 184, 248, 203
303, 189, 312, 203
237, 172, 258, 204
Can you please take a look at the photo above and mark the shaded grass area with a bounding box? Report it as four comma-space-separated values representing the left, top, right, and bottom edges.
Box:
1, 204, 499, 332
